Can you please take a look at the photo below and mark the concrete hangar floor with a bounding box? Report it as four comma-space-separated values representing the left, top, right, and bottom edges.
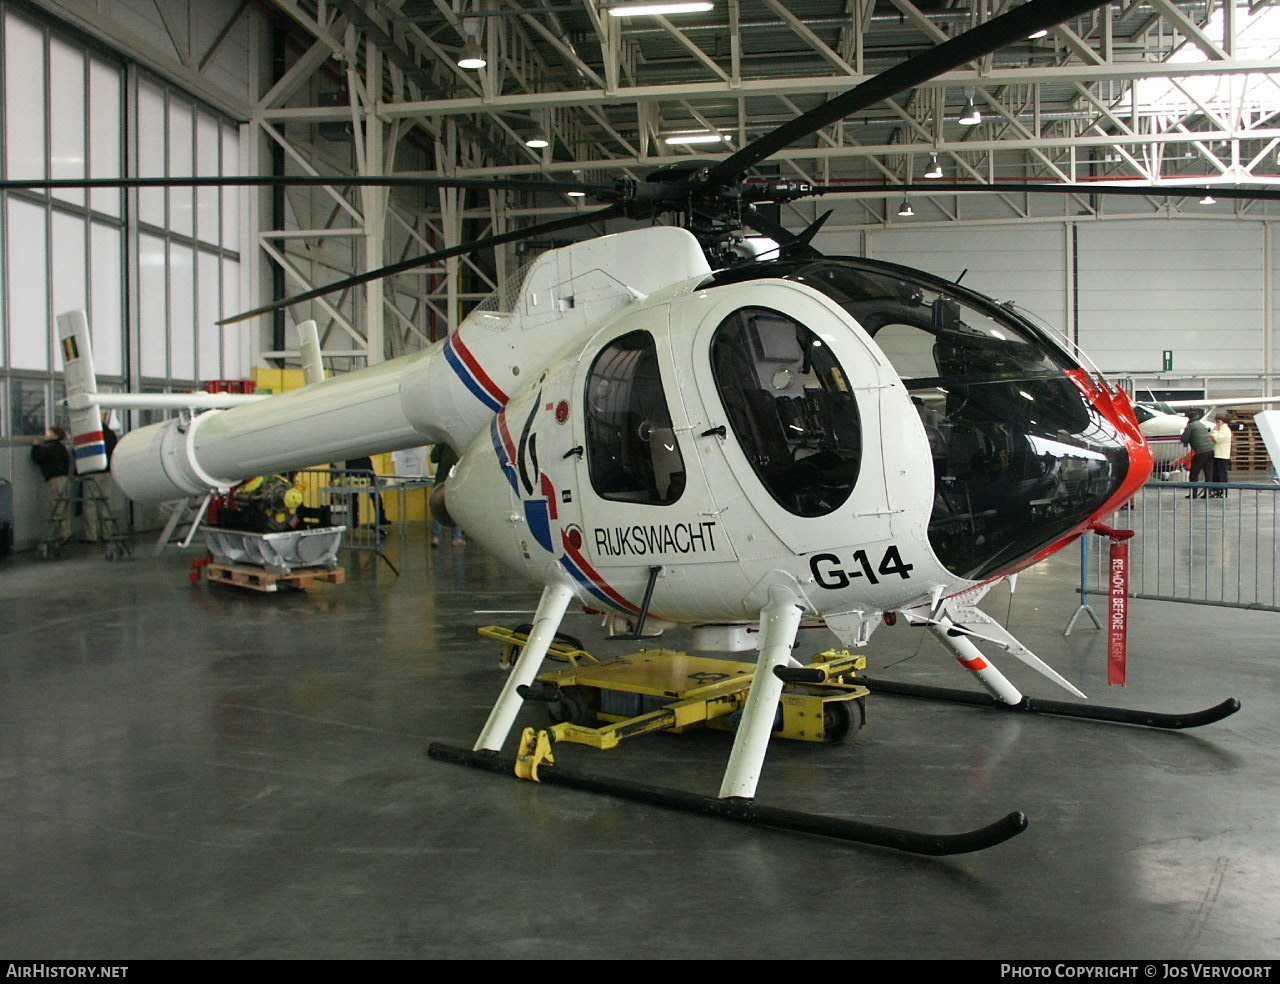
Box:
0, 523, 1276, 961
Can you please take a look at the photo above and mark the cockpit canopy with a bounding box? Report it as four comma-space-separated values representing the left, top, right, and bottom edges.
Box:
701, 258, 1131, 580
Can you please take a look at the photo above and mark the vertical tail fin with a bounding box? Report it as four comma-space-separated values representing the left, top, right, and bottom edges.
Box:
55, 310, 109, 474
296, 319, 326, 385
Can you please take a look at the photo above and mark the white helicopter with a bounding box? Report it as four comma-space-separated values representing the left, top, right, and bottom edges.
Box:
9, 0, 1248, 854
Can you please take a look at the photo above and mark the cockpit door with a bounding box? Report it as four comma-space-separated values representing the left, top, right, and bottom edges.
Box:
556, 307, 738, 615
682, 282, 920, 556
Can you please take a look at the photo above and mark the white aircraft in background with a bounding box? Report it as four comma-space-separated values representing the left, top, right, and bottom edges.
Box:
1135, 398, 1280, 472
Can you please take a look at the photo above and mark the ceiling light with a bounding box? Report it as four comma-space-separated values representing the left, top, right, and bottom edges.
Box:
567, 170, 586, 197
457, 39, 486, 70
897, 199, 914, 217
606, 2, 714, 17
525, 135, 549, 149
924, 154, 943, 179
1200, 194, 1217, 205
958, 98, 981, 126
663, 132, 725, 145
1028, 28, 1049, 39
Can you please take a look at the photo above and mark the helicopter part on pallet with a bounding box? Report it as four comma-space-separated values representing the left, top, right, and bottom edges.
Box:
202, 561, 345, 593
204, 524, 346, 574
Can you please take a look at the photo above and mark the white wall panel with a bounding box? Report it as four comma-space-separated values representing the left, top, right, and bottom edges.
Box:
48, 38, 85, 209
222, 258, 245, 376
89, 223, 123, 377
191, 4, 254, 106
4, 13, 45, 181
1078, 221, 1266, 375
50, 211, 86, 321
63, 0, 257, 110
221, 125, 239, 252
87, 58, 121, 217
821, 223, 1071, 343
6, 199, 48, 370
820, 220, 1278, 383
168, 243, 195, 380
197, 249, 221, 379
195, 113, 219, 241
137, 81, 166, 227
167, 99, 194, 239
1272, 225, 1280, 385
138, 233, 167, 377
109, 0, 181, 63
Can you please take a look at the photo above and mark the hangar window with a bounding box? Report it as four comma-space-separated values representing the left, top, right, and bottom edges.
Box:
710, 307, 861, 517
585, 330, 686, 505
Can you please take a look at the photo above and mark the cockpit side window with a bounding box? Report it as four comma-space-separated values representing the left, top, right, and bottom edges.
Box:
585, 330, 686, 505
710, 306, 861, 517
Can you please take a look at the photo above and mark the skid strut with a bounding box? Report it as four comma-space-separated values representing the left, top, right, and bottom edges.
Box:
427, 742, 1028, 856
861, 677, 1241, 729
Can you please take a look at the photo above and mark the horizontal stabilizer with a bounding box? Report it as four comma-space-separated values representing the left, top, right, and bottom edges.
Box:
65, 392, 268, 411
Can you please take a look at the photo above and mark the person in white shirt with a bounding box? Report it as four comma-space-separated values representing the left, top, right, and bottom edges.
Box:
1209, 412, 1233, 496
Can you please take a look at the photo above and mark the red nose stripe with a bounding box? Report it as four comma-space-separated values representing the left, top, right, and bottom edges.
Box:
1015, 370, 1153, 574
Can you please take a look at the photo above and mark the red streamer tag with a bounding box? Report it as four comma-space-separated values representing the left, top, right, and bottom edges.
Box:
1107, 540, 1129, 686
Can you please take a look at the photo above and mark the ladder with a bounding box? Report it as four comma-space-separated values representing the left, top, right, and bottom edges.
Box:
37, 476, 131, 561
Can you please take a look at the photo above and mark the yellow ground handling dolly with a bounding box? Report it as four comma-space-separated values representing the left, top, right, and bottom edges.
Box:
430, 627, 1239, 854
476, 626, 868, 781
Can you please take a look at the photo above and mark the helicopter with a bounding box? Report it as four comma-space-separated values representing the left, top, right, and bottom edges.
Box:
6, 0, 1252, 854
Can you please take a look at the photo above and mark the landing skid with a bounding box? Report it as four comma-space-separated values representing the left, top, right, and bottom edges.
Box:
427, 742, 1029, 856
444, 584, 1239, 857
861, 677, 1241, 729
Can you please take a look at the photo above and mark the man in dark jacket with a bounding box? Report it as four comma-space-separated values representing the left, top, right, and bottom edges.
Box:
1180, 410, 1214, 498
31, 426, 72, 540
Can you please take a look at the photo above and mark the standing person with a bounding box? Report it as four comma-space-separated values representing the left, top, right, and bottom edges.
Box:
1209, 412, 1233, 497
30, 426, 72, 541
344, 456, 389, 529
81, 421, 118, 543
429, 443, 464, 547
1180, 409, 1214, 498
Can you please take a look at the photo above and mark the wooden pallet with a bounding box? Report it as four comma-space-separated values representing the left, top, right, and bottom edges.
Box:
205, 562, 345, 592
1228, 410, 1271, 472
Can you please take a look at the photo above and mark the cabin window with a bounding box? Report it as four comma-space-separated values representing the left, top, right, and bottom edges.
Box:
585, 330, 686, 505
710, 306, 862, 517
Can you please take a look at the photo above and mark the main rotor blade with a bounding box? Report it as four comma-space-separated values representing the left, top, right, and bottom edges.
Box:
217, 204, 624, 325
0, 173, 618, 199
703, 0, 1111, 187
812, 182, 1280, 203
738, 206, 821, 260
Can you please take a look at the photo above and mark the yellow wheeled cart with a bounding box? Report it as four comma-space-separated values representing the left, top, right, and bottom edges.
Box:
432, 629, 1037, 854
478, 628, 868, 778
